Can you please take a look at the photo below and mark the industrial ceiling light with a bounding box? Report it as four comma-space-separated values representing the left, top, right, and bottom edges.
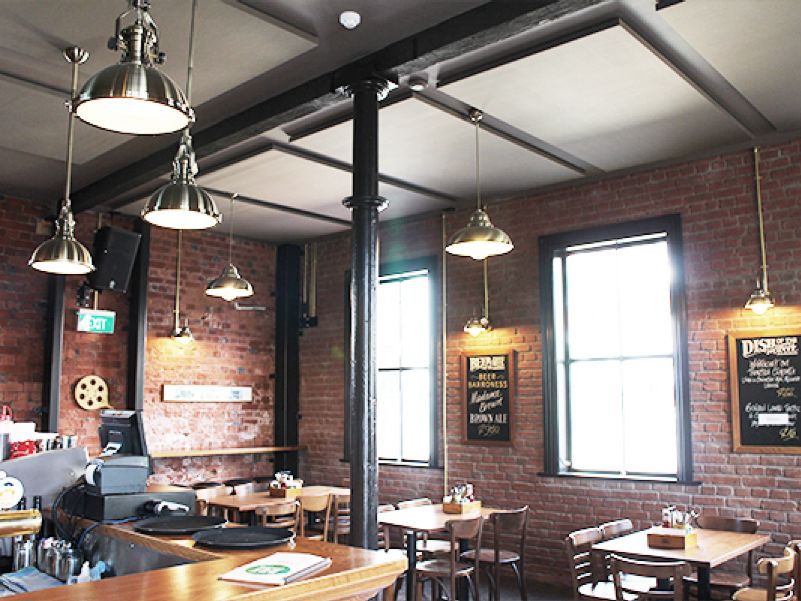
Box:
745, 147, 775, 315
171, 230, 193, 343
29, 47, 95, 276
205, 193, 254, 301
446, 109, 513, 261
464, 259, 492, 337
339, 10, 361, 30
73, 0, 193, 135
141, 0, 220, 230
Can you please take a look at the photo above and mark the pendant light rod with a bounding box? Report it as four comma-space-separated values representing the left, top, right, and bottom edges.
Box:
228, 193, 237, 264
63, 48, 88, 211
754, 147, 769, 293
483, 258, 489, 320
174, 230, 182, 332
470, 108, 483, 211
185, 0, 198, 106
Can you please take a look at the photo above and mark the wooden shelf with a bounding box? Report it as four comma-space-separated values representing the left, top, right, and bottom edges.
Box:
150, 445, 305, 459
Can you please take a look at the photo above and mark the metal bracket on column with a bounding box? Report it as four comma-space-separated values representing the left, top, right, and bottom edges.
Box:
342, 195, 388, 212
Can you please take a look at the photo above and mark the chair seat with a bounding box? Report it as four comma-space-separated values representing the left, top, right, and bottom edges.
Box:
416, 558, 475, 579
461, 547, 520, 564
416, 539, 452, 554
732, 587, 769, 601
577, 580, 637, 601
685, 570, 750, 589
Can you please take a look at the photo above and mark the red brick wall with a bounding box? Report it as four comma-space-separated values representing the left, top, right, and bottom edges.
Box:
299, 139, 801, 586
0, 197, 276, 483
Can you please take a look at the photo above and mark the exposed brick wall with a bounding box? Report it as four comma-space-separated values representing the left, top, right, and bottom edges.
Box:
299, 139, 801, 586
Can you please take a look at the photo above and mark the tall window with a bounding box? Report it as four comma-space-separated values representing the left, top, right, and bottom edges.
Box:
376, 262, 436, 464
540, 215, 692, 481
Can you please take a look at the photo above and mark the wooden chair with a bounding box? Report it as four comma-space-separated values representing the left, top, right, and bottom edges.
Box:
232, 482, 255, 496
684, 515, 759, 596
298, 492, 331, 540
611, 554, 690, 601
566, 526, 619, 601
255, 500, 300, 534
378, 504, 413, 601
461, 505, 529, 601
328, 494, 351, 544
732, 546, 796, 601
599, 519, 634, 540
397, 497, 451, 556
416, 516, 483, 601
598, 519, 655, 593
194, 485, 232, 517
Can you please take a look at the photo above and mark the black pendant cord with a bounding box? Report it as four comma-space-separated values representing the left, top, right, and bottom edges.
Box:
753, 147, 769, 293
344, 78, 388, 550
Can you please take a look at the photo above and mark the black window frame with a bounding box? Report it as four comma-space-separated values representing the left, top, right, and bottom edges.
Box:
539, 214, 693, 483
343, 256, 440, 468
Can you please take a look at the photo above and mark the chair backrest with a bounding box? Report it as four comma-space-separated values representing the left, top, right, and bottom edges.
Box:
378, 504, 395, 551
299, 493, 332, 540
600, 519, 634, 540
696, 515, 759, 533
232, 482, 255, 496
329, 494, 351, 543
255, 500, 300, 533
753, 547, 796, 601
446, 517, 483, 600
611, 555, 690, 601
565, 526, 603, 601
194, 485, 232, 516
397, 497, 432, 509
489, 506, 529, 559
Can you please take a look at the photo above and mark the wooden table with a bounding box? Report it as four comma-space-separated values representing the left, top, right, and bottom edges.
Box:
207, 486, 351, 522
17, 520, 405, 601
593, 527, 770, 600
379, 503, 497, 601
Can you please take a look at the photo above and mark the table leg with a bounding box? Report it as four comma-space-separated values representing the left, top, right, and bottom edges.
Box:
697, 566, 711, 601
406, 531, 417, 601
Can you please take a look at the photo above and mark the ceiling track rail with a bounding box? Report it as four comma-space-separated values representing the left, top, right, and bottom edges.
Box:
414, 88, 599, 175
0, 69, 69, 97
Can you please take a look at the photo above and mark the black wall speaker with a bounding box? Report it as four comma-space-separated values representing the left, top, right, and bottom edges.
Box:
87, 226, 142, 293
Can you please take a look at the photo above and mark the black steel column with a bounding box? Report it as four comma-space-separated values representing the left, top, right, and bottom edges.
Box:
345, 78, 388, 550
42, 275, 65, 432
126, 221, 149, 412
274, 244, 301, 474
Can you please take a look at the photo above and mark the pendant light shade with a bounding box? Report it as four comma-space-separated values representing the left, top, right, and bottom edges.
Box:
445, 108, 513, 261
73, 0, 193, 135
172, 319, 194, 344
206, 193, 253, 301
464, 314, 490, 337
744, 147, 775, 315
30, 47, 95, 276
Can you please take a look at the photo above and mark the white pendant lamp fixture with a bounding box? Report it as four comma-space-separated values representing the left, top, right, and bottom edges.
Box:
30, 47, 95, 276
464, 259, 492, 337
142, 0, 220, 230
171, 230, 194, 343
206, 194, 254, 301
446, 109, 513, 261
72, 0, 193, 135
745, 147, 775, 315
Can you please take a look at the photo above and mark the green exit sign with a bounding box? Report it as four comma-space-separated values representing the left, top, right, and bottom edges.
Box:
76, 309, 116, 334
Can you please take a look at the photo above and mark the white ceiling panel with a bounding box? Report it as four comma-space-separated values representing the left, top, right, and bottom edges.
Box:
442, 25, 747, 171
292, 97, 582, 201
661, 0, 801, 131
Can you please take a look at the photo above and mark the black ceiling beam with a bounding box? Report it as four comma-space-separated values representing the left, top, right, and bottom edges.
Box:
71, 0, 574, 214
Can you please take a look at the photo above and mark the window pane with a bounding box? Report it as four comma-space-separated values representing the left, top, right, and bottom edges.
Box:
565, 249, 621, 359
621, 358, 677, 474
377, 371, 401, 460
401, 368, 430, 462
568, 360, 623, 472
378, 282, 401, 369
618, 241, 673, 356
400, 275, 429, 367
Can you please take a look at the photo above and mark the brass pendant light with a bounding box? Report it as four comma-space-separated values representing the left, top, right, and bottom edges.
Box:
205, 194, 254, 301
171, 230, 193, 343
29, 47, 95, 276
73, 0, 193, 135
744, 147, 775, 315
141, 0, 220, 230
464, 259, 492, 337
446, 109, 513, 261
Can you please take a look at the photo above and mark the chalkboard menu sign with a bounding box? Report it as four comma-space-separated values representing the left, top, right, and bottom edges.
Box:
728, 329, 801, 453
462, 351, 514, 445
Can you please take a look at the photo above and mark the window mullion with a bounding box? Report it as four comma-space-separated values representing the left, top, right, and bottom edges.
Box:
561, 253, 574, 470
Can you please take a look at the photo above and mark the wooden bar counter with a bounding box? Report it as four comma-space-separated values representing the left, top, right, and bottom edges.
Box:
15, 520, 406, 601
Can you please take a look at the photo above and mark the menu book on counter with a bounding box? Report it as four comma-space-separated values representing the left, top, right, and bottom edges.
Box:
219, 552, 331, 586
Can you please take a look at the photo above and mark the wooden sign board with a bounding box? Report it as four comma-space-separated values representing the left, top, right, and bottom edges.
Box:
163, 385, 253, 403
728, 329, 801, 453
462, 351, 514, 445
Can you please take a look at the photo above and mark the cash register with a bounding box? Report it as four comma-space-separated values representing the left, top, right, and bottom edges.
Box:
68, 410, 194, 521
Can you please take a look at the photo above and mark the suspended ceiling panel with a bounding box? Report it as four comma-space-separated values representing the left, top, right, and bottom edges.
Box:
0, 0, 315, 197
292, 97, 582, 201
660, 0, 801, 131
442, 25, 747, 172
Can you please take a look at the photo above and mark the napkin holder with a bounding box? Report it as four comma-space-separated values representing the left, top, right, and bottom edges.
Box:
647, 527, 697, 549
443, 500, 482, 514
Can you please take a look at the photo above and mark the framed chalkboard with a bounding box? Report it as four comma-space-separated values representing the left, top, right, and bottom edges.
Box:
462, 351, 515, 445
728, 329, 801, 453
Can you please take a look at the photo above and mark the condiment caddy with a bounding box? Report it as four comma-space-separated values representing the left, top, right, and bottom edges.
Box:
268, 471, 303, 499
442, 483, 482, 514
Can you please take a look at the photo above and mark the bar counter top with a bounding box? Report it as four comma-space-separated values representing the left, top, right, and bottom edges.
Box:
15, 520, 406, 601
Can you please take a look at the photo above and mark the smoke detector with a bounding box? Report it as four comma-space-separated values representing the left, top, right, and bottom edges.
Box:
339, 10, 361, 30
